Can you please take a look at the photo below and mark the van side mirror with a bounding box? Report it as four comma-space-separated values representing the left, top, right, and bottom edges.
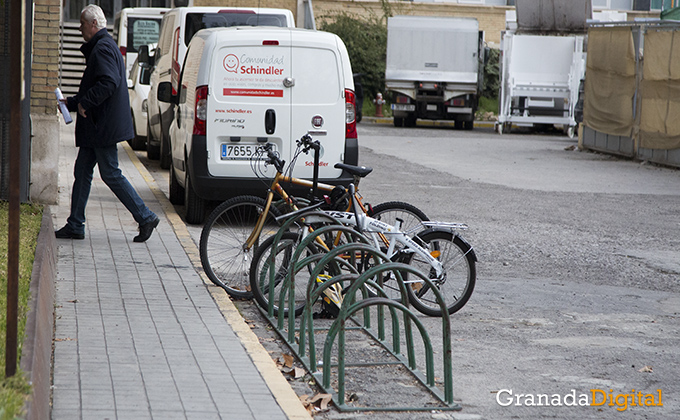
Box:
138, 45, 154, 67
157, 82, 175, 104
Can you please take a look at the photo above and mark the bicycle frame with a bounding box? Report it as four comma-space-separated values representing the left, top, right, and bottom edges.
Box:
301, 209, 447, 281
244, 166, 374, 251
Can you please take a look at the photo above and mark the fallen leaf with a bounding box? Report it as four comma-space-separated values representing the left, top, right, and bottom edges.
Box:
293, 367, 305, 379
308, 393, 332, 411
54, 337, 76, 342
638, 365, 653, 373
282, 353, 294, 368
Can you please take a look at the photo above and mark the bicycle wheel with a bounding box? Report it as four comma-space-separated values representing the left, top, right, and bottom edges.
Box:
370, 201, 429, 234
363, 201, 429, 300
200, 195, 282, 298
250, 232, 322, 317
403, 230, 476, 316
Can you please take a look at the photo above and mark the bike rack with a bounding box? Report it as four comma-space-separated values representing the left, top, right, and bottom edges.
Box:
255, 211, 461, 412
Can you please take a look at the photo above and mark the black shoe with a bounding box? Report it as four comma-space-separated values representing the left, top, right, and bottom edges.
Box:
55, 225, 84, 240
134, 216, 159, 243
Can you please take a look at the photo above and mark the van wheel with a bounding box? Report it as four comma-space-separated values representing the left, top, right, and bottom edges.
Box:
146, 121, 160, 160
129, 117, 146, 150
169, 164, 185, 205
184, 172, 205, 224
393, 117, 404, 127
160, 131, 171, 169
464, 120, 474, 130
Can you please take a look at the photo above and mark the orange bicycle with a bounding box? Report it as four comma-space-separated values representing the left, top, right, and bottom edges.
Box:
199, 135, 428, 298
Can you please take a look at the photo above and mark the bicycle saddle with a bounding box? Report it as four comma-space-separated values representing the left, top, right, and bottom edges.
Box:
334, 163, 373, 178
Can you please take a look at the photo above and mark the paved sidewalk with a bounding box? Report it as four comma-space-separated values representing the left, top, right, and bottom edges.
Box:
50, 122, 310, 420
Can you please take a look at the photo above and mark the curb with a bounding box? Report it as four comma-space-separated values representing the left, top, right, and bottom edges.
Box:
20, 206, 57, 420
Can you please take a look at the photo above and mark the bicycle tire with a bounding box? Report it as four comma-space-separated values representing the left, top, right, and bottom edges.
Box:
370, 201, 429, 235
403, 230, 476, 316
250, 232, 323, 317
359, 201, 430, 301
199, 195, 282, 298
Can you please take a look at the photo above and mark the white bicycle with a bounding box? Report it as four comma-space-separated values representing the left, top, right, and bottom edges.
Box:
249, 185, 477, 317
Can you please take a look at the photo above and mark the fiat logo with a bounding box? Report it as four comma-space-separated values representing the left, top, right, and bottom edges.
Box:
311, 115, 324, 128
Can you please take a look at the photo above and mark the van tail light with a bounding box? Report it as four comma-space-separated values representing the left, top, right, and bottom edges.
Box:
119, 46, 126, 57
345, 89, 357, 139
193, 85, 208, 136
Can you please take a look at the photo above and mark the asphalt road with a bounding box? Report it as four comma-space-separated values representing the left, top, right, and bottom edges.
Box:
137, 121, 680, 419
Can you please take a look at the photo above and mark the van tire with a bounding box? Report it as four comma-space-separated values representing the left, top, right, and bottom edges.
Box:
169, 164, 185, 205
393, 117, 404, 127
184, 172, 205, 224
160, 131, 171, 169
146, 121, 160, 160
129, 117, 146, 150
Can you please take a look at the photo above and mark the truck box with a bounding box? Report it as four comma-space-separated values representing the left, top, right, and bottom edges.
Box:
385, 16, 483, 129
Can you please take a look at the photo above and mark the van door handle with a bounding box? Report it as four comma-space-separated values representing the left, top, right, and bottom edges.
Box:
265, 109, 276, 134
283, 77, 295, 88
176, 108, 181, 128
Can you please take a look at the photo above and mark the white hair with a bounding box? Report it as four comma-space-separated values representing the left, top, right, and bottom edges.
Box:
82, 4, 107, 30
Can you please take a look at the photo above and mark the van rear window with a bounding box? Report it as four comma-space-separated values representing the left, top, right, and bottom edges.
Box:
184, 13, 288, 46
127, 17, 162, 53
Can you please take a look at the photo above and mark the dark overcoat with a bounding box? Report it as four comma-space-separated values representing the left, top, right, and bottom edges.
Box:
67, 28, 134, 147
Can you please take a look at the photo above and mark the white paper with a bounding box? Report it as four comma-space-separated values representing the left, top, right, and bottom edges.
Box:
55, 88, 73, 124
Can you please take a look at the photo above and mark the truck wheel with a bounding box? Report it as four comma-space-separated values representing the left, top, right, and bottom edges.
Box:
404, 114, 417, 127
393, 117, 404, 127
454, 120, 463, 130
464, 120, 474, 130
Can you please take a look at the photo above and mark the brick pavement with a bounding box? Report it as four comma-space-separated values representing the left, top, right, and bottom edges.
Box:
50, 122, 310, 420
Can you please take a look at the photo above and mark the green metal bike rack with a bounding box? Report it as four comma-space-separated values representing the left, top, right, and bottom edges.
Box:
253, 211, 461, 412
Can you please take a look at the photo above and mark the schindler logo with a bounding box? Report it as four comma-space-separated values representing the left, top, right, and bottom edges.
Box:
496, 389, 663, 412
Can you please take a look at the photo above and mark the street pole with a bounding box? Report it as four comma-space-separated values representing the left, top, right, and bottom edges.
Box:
5, 0, 24, 378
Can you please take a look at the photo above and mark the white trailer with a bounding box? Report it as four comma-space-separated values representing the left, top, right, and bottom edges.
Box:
385, 16, 484, 129
496, 0, 590, 137
496, 32, 586, 137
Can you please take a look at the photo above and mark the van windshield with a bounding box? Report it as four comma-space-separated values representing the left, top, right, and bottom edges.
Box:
184, 12, 288, 46
127, 17, 163, 53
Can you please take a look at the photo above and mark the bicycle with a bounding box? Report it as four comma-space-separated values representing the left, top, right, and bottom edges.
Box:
199, 135, 429, 299
249, 184, 477, 317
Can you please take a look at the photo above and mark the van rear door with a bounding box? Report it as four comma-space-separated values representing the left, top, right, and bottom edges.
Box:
288, 30, 345, 181
207, 28, 293, 180
206, 28, 345, 181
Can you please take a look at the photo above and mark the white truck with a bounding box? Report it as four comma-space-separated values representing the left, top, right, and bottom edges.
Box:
385, 16, 484, 129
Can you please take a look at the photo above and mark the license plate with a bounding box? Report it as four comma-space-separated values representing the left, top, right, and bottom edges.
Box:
426, 104, 437, 111
391, 104, 415, 112
220, 143, 273, 160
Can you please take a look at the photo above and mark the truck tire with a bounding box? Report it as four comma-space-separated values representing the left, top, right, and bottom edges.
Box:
404, 114, 417, 127
393, 117, 404, 127
464, 120, 474, 130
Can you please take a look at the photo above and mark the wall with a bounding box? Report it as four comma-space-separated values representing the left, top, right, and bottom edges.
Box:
312, 0, 509, 46
193, 0, 510, 45
30, 0, 62, 205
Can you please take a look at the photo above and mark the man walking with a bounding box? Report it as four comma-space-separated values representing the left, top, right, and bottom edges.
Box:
55, 4, 159, 242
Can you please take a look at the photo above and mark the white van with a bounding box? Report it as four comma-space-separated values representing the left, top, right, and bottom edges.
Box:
145, 7, 295, 169
159, 27, 359, 223
113, 7, 169, 78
